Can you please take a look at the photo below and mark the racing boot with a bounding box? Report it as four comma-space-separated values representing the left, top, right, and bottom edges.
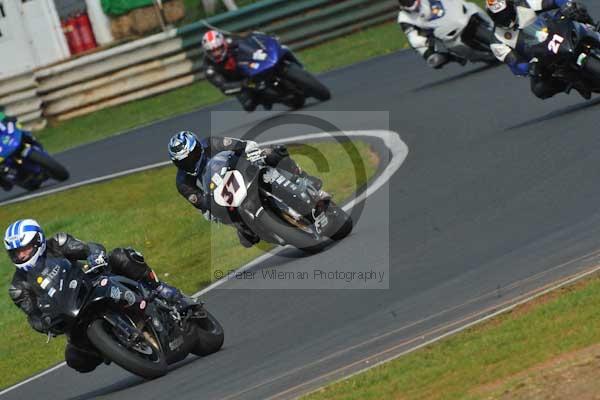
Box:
0, 176, 13, 191
143, 280, 199, 313
237, 226, 260, 248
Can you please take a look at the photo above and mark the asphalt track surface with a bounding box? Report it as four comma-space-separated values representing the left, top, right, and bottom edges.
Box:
6, 3, 600, 397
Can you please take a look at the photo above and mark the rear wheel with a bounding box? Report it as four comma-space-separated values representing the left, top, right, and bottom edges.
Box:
191, 311, 224, 356
28, 150, 69, 181
283, 64, 331, 101
583, 55, 600, 78
87, 318, 167, 379
284, 94, 306, 110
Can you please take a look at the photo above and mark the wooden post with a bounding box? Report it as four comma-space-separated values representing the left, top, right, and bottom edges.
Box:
153, 0, 167, 31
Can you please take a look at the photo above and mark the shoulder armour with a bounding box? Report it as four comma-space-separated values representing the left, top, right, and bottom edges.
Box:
53, 232, 68, 246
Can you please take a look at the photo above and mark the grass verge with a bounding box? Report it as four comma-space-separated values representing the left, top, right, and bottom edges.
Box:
38, 22, 407, 153
303, 274, 600, 400
0, 139, 379, 390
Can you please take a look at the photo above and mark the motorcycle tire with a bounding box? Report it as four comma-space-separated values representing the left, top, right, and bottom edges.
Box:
324, 205, 353, 241
583, 54, 600, 79
28, 150, 69, 181
87, 319, 167, 379
191, 310, 225, 357
283, 64, 331, 101
256, 205, 329, 253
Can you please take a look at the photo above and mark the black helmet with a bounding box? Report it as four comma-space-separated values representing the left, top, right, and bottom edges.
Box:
168, 131, 207, 176
486, 0, 517, 29
398, 0, 419, 11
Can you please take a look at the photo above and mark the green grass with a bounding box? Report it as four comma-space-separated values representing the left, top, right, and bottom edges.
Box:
304, 277, 600, 400
0, 140, 379, 390
37, 22, 406, 154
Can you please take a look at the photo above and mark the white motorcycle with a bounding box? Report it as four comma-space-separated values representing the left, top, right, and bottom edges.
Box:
399, 0, 497, 65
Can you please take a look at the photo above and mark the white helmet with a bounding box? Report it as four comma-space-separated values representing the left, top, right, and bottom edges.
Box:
202, 30, 228, 62
4, 219, 46, 271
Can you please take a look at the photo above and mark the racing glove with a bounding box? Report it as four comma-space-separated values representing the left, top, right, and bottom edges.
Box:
84, 251, 108, 274
245, 141, 266, 162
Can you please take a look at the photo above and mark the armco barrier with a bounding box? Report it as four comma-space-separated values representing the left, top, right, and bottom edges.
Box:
0, 72, 46, 131
1, 0, 397, 128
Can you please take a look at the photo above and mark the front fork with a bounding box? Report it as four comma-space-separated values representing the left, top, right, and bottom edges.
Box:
103, 313, 145, 346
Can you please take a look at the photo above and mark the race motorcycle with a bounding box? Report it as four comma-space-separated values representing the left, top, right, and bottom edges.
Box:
235, 32, 331, 109
34, 259, 223, 379
399, 0, 497, 65
0, 121, 69, 191
518, 10, 600, 96
203, 149, 352, 252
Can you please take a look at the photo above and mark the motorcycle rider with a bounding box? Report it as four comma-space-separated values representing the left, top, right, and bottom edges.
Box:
168, 131, 322, 248
486, 0, 595, 99
201, 29, 277, 111
5, 219, 194, 373
398, 0, 490, 68
0, 112, 24, 191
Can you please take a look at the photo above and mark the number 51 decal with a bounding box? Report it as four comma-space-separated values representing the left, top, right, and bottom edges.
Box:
548, 34, 564, 54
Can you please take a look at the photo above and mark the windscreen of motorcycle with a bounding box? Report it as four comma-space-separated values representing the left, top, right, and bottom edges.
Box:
32, 260, 86, 320
237, 34, 282, 77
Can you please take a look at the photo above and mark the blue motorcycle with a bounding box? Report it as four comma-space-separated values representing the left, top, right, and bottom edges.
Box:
236, 33, 331, 109
0, 120, 69, 191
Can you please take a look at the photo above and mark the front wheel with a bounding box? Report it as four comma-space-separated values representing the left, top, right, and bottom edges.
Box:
282, 64, 331, 101
191, 311, 224, 356
255, 205, 329, 253
28, 150, 69, 181
324, 205, 353, 241
87, 319, 167, 379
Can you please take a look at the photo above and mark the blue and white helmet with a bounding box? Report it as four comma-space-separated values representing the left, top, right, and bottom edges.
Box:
168, 131, 205, 175
4, 219, 46, 271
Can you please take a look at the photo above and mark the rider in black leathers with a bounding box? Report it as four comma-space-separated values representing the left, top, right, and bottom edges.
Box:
169, 132, 322, 248
486, 0, 596, 99
7, 220, 191, 373
201, 29, 281, 111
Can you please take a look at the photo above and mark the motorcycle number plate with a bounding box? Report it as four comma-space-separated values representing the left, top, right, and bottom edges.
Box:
214, 170, 247, 208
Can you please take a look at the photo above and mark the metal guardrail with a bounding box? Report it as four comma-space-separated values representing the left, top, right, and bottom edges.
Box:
0, 0, 398, 129
0, 72, 46, 130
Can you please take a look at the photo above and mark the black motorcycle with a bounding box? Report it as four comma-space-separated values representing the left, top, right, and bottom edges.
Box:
235, 32, 331, 109
34, 259, 223, 379
202, 150, 352, 252
519, 10, 600, 94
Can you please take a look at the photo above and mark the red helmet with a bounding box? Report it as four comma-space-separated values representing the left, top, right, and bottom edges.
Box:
486, 0, 517, 29
202, 30, 228, 63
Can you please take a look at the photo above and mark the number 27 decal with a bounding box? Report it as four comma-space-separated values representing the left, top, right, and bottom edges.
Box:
548, 34, 564, 54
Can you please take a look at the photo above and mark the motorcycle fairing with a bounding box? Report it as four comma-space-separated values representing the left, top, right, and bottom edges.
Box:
237, 34, 287, 77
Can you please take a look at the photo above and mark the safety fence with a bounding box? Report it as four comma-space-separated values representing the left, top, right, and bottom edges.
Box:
0, 0, 397, 131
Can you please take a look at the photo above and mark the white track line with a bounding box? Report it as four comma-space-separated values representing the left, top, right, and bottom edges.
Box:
194, 130, 407, 296
0, 362, 67, 397
0, 130, 406, 396
0, 161, 171, 206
